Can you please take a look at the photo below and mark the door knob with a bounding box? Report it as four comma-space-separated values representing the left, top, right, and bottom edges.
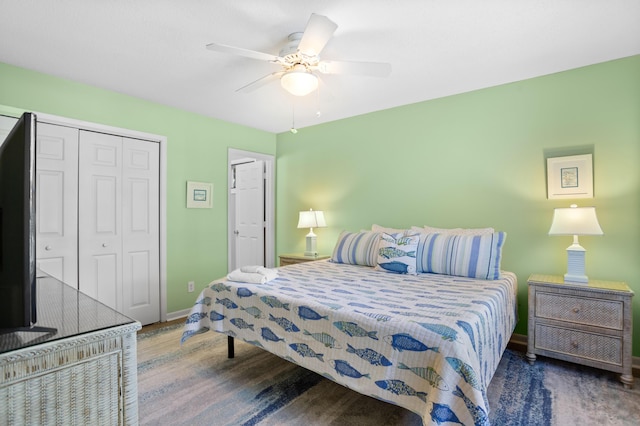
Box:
102, 243, 109, 248
45, 245, 52, 251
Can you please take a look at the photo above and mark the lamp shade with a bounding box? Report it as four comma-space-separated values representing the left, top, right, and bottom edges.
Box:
281, 65, 318, 96
548, 205, 603, 236
297, 209, 327, 229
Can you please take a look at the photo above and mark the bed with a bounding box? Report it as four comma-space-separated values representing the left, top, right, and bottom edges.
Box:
182, 229, 517, 426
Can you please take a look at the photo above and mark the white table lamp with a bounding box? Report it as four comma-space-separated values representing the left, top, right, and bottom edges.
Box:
297, 209, 327, 257
548, 204, 603, 283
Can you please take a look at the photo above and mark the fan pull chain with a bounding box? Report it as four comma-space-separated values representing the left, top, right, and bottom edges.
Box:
290, 103, 298, 134
316, 84, 321, 118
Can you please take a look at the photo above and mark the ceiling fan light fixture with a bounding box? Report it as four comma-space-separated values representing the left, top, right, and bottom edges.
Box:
281, 65, 318, 96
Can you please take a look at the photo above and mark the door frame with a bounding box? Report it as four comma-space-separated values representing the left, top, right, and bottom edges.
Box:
228, 148, 275, 270
1, 107, 169, 322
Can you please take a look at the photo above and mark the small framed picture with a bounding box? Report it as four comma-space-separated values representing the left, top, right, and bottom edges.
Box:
547, 154, 593, 199
187, 181, 213, 208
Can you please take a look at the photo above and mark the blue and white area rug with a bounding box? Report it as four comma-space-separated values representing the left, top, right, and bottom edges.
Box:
137, 324, 639, 425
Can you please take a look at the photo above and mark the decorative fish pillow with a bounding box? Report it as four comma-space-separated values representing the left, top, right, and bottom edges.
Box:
374, 232, 419, 275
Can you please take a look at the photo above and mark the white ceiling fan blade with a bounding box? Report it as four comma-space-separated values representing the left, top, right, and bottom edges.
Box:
297, 13, 338, 56
206, 42, 279, 62
317, 60, 392, 78
236, 71, 284, 93
315, 74, 335, 102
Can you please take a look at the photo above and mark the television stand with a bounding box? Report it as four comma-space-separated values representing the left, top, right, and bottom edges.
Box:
0, 274, 141, 424
0, 325, 57, 335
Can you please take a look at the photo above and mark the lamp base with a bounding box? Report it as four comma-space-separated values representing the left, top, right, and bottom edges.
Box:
304, 233, 318, 257
564, 273, 588, 284
564, 243, 588, 284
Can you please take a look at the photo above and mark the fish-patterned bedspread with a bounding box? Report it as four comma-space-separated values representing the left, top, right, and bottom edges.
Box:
182, 260, 518, 426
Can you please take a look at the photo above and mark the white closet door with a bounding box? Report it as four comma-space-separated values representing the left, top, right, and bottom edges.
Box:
121, 138, 160, 324
78, 131, 122, 310
235, 160, 265, 268
2, 115, 161, 324
0, 115, 18, 141
1, 117, 79, 287
35, 123, 79, 287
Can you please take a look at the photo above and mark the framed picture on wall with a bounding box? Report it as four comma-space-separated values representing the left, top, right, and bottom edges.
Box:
187, 181, 213, 208
547, 154, 593, 199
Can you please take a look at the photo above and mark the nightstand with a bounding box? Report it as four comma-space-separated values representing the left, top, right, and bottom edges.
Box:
279, 254, 330, 267
526, 274, 634, 389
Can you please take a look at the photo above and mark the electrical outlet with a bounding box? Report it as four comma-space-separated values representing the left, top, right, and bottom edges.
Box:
188, 281, 195, 293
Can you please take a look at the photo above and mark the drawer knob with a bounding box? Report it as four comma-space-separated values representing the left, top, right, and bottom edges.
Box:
572, 307, 580, 314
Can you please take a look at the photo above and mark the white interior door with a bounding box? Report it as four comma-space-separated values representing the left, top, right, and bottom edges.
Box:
78, 131, 122, 310
235, 160, 264, 268
35, 123, 79, 287
121, 138, 160, 324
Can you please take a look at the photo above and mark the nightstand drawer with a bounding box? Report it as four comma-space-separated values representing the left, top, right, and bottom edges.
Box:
536, 292, 623, 330
535, 324, 622, 366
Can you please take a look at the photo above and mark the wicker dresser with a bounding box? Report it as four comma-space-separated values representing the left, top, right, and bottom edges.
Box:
0, 274, 141, 425
526, 274, 634, 388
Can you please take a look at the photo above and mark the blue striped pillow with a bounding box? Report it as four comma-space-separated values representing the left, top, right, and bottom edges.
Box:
415, 232, 506, 280
331, 231, 380, 266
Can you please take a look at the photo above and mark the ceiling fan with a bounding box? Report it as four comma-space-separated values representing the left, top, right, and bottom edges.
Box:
206, 13, 392, 97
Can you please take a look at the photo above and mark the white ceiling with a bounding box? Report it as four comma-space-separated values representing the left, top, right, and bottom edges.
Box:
1, 1, 639, 134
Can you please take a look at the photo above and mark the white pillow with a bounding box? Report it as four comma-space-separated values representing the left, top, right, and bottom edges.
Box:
375, 232, 419, 275
411, 225, 495, 236
372, 224, 409, 234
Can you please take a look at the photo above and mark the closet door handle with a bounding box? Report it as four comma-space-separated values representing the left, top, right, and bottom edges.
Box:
102, 243, 109, 248
45, 245, 52, 251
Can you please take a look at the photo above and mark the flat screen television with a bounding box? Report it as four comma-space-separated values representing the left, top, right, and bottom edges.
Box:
0, 112, 38, 331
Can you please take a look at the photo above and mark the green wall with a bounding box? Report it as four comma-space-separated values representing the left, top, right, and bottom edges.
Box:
0, 62, 276, 314
2, 55, 639, 356
276, 55, 640, 356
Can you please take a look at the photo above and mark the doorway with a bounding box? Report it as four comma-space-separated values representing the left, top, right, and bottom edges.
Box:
227, 148, 275, 271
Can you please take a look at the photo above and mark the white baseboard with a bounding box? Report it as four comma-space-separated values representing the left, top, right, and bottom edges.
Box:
509, 333, 639, 378
166, 309, 190, 322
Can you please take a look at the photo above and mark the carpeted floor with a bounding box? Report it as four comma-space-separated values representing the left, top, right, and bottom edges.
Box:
137, 323, 640, 425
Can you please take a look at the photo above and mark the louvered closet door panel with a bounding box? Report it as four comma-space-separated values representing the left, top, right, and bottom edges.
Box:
35, 123, 79, 288
78, 131, 122, 310
121, 138, 160, 324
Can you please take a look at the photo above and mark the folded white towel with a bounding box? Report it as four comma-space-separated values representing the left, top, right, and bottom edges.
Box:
239, 265, 279, 282
259, 268, 278, 282
227, 270, 266, 284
